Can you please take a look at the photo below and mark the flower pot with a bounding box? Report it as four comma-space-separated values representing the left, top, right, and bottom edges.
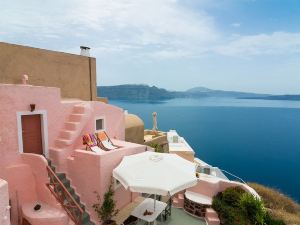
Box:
102, 220, 117, 225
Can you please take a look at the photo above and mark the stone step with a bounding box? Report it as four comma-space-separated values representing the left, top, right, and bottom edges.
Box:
64, 122, 80, 131
206, 216, 220, 225
178, 193, 184, 200
46, 155, 94, 224
69, 192, 80, 203
80, 203, 85, 211
50, 165, 56, 172
49, 147, 62, 153
46, 158, 52, 166
206, 208, 220, 225
206, 208, 218, 217
57, 173, 66, 180
52, 175, 82, 208
83, 222, 95, 225
172, 197, 184, 208
64, 193, 81, 205
55, 139, 71, 148
69, 114, 84, 122
73, 105, 86, 114
67, 186, 75, 196
46, 158, 56, 171
82, 212, 91, 223
61, 178, 71, 187
59, 130, 74, 140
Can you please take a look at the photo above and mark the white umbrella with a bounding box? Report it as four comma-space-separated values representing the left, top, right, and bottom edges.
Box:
113, 151, 197, 210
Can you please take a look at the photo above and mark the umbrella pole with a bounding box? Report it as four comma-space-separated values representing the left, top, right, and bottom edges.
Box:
154, 194, 156, 211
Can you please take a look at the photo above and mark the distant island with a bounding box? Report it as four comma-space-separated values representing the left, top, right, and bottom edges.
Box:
97, 84, 300, 101
242, 95, 300, 101
98, 84, 181, 101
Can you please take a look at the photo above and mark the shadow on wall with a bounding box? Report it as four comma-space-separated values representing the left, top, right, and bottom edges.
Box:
5, 154, 68, 225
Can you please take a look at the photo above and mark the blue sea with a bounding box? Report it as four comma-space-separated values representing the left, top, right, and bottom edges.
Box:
110, 98, 300, 203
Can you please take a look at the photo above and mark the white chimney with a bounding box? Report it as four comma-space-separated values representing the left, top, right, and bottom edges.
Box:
80, 46, 90, 57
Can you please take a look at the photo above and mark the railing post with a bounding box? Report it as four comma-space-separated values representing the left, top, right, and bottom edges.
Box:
46, 166, 84, 225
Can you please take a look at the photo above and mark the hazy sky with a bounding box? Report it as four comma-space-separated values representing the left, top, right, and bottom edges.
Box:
1, 0, 300, 94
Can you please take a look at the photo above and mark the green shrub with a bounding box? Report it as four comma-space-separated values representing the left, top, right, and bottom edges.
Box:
239, 193, 266, 225
222, 187, 246, 207
148, 142, 164, 153
212, 187, 286, 225
264, 212, 286, 225
93, 183, 119, 224
212, 187, 247, 225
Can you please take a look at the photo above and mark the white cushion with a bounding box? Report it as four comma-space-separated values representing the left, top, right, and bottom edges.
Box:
91, 146, 102, 154
102, 140, 118, 150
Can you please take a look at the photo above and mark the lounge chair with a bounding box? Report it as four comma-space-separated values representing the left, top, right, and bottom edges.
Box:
82, 133, 103, 154
96, 131, 119, 151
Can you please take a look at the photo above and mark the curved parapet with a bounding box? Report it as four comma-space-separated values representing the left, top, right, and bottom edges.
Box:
187, 173, 260, 201
193, 158, 260, 199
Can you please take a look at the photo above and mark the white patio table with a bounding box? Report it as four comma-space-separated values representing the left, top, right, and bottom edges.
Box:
131, 198, 167, 225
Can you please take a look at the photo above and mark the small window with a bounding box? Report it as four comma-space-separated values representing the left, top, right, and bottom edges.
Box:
95, 118, 105, 131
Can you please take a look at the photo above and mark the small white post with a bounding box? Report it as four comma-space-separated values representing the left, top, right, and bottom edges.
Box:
152, 112, 158, 133
154, 194, 157, 211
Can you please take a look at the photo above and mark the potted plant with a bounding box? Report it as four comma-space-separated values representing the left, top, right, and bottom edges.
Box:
149, 142, 164, 153
93, 183, 119, 225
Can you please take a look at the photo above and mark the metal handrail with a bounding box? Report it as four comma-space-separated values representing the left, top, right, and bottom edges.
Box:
219, 169, 246, 184
46, 166, 84, 225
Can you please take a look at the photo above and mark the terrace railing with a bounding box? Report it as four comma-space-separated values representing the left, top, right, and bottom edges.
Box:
219, 168, 246, 184
46, 166, 84, 225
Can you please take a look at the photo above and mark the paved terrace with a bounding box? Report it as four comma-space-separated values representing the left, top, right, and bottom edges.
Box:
115, 196, 207, 225
137, 207, 207, 225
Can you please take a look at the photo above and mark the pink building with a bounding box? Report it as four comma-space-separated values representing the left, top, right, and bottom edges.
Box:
0, 83, 145, 225
0, 43, 260, 225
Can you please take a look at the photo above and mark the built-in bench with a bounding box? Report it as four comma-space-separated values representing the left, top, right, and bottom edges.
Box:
113, 196, 145, 225
184, 191, 212, 218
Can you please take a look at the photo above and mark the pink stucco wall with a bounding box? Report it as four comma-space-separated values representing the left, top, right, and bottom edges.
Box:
0, 84, 66, 176
0, 179, 10, 225
0, 83, 144, 225
49, 99, 126, 173
0, 84, 134, 224
0, 84, 125, 176
21, 154, 59, 207
70, 101, 125, 154
67, 140, 146, 224
4, 154, 69, 225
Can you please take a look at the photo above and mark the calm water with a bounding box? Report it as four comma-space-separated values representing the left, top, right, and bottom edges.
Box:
110, 98, 300, 203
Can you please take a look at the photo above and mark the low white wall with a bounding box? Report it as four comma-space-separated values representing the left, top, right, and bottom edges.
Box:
0, 179, 10, 225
